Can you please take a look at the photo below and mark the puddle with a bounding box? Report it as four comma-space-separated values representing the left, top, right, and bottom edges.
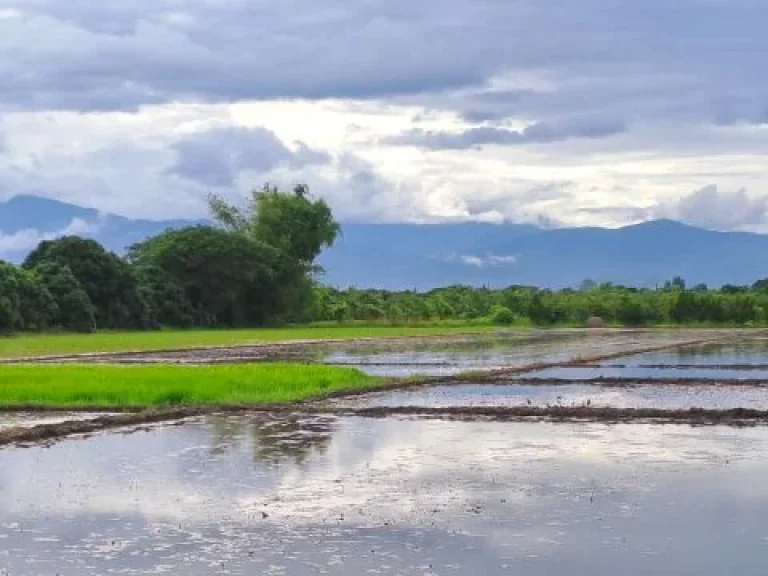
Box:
2, 414, 768, 574
327, 383, 768, 411
524, 366, 768, 381
0, 412, 113, 431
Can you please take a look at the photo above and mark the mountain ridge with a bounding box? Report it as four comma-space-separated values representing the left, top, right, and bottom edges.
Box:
2, 194, 767, 289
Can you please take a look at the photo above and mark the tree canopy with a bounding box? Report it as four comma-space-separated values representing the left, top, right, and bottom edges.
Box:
23, 236, 145, 330
209, 183, 340, 266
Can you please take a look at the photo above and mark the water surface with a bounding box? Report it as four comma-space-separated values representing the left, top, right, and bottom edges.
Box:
2, 414, 768, 574
525, 366, 768, 381
327, 383, 768, 410
602, 341, 768, 367
323, 330, 709, 377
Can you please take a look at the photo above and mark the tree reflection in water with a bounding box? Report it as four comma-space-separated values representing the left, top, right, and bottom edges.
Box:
207, 412, 337, 466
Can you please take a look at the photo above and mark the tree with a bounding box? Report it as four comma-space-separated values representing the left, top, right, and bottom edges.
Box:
209, 183, 341, 266
16, 268, 58, 331
33, 262, 96, 332
528, 292, 555, 325
664, 276, 686, 291
209, 184, 341, 320
134, 266, 195, 328
616, 294, 648, 326
0, 262, 22, 332
490, 305, 515, 325
753, 278, 768, 292
670, 290, 697, 323
23, 236, 146, 329
130, 226, 286, 327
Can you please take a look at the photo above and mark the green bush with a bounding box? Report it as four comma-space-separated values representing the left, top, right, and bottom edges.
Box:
490, 305, 515, 325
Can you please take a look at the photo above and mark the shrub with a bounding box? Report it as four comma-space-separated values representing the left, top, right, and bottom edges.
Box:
490, 305, 515, 325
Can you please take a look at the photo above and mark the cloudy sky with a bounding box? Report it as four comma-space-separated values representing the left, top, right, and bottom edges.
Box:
0, 0, 767, 230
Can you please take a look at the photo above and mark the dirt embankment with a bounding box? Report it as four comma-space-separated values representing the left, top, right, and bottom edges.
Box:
601, 363, 768, 370
5, 402, 768, 449
345, 405, 768, 426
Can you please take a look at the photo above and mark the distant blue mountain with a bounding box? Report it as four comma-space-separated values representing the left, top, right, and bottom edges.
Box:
0, 195, 199, 262
319, 219, 768, 289
3, 195, 768, 288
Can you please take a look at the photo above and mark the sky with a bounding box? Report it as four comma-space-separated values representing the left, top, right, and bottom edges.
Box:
0, 0, 767, 231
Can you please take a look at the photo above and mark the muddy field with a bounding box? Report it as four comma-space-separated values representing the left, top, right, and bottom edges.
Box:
5, 328, 768, 573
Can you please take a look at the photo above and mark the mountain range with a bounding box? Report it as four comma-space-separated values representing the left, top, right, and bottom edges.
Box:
1, 195, 766, 289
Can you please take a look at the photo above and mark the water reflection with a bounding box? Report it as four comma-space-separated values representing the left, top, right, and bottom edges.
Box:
525, 366, 768, 380
606, 342, 768, 367
328, 383, 768, 410
208, 412, 337, 465
2, 416, 768, 574
322, 330, 708, 377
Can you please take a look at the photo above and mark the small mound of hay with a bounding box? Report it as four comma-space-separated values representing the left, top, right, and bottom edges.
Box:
587, 316, 605, 329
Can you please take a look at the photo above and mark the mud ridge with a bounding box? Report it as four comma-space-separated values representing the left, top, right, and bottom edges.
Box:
345, 405, 768, 425
508, 377, 768, 387
601, 363, 768, 370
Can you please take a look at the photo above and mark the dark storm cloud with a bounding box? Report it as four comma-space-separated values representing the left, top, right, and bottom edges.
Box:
169, 127, 330, 187
386, 118, 626, 149
1, 0, 767, 123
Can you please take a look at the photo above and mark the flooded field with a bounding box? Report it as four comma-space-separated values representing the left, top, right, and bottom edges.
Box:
600, 340, 768, 367
523, 365, 768, 381
327, 382, 768, 411
5, 329, 768, 573
321, 329, 721, 377
3, 415, 768, 574
16, 329, 722, 374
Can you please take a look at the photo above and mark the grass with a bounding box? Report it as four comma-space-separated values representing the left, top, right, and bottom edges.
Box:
0, 363, 381, 408
0, 324, 504, 359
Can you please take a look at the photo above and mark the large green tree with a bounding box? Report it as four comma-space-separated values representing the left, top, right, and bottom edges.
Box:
33, 262, 96, 332
23, 236, 146, 329
129, 226, 285, 327
134, 265, 196, 328
209, 183, 341, 320
0, 262, 23, 332
209, 183, 340, 265
16, 268, 59, 331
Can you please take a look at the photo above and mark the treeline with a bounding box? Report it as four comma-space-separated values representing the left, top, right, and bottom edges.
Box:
0, 185, 339, 333
2, 184, 768, 333
309, 279, 768, 327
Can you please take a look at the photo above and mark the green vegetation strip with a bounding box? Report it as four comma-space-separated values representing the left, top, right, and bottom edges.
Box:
0, 325, 499, 359
0, 363, 379, 408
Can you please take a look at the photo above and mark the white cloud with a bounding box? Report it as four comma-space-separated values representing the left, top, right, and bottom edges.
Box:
0, 217, 104, 255
438, 252, 518, 268
655, 185, 768, 231
465, 254, 517, 267
0, 2, 767, 229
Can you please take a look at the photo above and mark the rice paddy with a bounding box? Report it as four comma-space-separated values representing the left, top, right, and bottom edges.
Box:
0, 363, 377, 408
0, 324, 499, 359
